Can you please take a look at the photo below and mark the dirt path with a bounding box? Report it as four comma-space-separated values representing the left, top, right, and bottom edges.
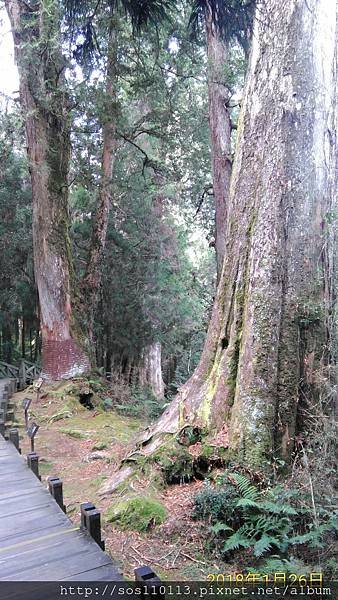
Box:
12, 383, 224, 580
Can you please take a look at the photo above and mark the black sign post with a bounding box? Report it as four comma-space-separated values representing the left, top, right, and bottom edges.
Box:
27, 421, 39, 452
22, 398, 32, 429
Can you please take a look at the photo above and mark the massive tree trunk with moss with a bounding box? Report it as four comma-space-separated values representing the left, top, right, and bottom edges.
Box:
206, 13, 232, 281
101, 0, 336, 492
5, 0, 90, 379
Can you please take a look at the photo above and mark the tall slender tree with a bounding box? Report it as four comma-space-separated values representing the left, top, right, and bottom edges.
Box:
190, 1, 254, 279
81, 14, 118, 343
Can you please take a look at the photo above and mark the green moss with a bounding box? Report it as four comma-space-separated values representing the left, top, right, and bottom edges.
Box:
155, 444, 194, 484
198, 356, 222, 426
92, 441, 108, 451
48, 410, 72, 423
59, 427, 87, 439
226, 331, 241, 406
89, 474, 107, 489
106, 496, 166, 532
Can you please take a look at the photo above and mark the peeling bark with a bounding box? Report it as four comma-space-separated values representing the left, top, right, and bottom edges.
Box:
5, 0, 90, 380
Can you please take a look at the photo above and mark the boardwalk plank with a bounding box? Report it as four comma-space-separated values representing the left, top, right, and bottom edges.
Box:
0, 432, 123, 581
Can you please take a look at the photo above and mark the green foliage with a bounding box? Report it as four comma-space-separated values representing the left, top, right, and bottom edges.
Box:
115, 385, 167, 421
194, 472, 338, 570
106, 496, 166, 532
0, 110, 36, 363
189, 0, 255, 51
92, 441, 108, 451
59, 427, 88, 439
193, 480, 240, 527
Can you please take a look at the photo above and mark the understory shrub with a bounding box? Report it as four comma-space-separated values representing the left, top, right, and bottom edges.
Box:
110, 379, 167, 421
193, 472, 338, 573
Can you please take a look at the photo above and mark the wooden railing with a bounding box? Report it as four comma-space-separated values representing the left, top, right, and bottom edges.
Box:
0, 360, 41, 388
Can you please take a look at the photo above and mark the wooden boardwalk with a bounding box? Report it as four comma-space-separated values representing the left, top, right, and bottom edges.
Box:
0, 380, 124, 582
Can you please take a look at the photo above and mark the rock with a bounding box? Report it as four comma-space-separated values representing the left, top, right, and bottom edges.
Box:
83, 451, 108, 463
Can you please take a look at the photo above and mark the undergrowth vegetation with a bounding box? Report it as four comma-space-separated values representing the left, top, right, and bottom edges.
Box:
108, 378, 167, 421
194, 469, 337, 576
194, 471, 337, 575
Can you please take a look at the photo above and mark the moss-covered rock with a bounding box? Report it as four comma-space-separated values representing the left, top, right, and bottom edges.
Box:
59, 428, 88, 439
106, 496, 166, 532
152, 444, 194, 484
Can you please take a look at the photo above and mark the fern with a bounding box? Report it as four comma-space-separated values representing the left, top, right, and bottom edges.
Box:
231, 473, 260, 501
223, 531, 252, 552
210, 522, 233, 534
289, 520, 334, 548
253, 535, 281, 558
194, 470, 337, 567
260, 500, 298, 515
261, 556, 307, 575
236, 498, 260, 509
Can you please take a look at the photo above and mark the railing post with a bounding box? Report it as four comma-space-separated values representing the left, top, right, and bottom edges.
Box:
47, 476, 66, 513
27, 452, 41, 480
9, 428, 21, 453
135, 566, 163, 598
80, 502, 105, 550
0, 397, 7, 427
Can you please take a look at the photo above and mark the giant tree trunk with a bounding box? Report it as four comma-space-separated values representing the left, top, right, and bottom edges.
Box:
82, 23, 117, 342
130, 0, 337, 467
5, 0, 90, 380
206, 13, 232, 281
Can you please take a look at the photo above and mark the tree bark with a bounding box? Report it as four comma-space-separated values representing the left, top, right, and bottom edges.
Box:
206, 12, 232, 281
82, 23, 117, 343
5, 0, 90, 380
139, 342, 165, 400
131, 0, 337, 467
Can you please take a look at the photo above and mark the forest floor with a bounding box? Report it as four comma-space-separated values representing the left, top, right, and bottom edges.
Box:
11, 381, 229, 581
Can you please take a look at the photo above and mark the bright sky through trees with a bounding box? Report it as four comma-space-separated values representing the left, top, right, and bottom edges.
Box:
0, 8, 18, 97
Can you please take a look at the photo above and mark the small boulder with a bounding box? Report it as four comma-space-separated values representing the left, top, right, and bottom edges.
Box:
83, 451, 108, 463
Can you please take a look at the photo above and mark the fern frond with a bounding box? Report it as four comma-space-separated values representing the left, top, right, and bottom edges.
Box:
236, 498, 260, 509
210, 522, 233, 534
253, 534, 281, 557
260, 500, 298, 515
223, 531, 251, 552
262, 556, 306, 576
289, 522, 331, 548
251, 514, 288, 532
231, 473, 259, 501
